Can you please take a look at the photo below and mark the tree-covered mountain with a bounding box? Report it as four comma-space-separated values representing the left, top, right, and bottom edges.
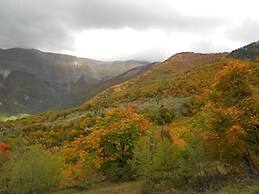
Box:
0, 43, 258, 193
0, 48, 151, 114
228, 41, 259, 61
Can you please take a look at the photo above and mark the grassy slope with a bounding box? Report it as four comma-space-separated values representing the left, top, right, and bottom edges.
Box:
56, 181, 142, 194
55, 180, 259, 194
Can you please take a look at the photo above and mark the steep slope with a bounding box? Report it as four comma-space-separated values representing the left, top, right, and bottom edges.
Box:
0, 48, 149, 114
87, 52, 228, 110
228, 41, 259, 61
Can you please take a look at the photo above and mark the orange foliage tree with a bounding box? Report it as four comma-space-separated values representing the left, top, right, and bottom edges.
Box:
196, 60, 259, 173
62, 105, 152, 180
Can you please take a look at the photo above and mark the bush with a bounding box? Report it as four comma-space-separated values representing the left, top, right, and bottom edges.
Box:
131, 131, 197, 192
1, 145, 65, 194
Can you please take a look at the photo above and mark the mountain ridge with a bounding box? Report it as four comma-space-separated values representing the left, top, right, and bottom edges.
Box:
0, 48, 151, 114
228, 40, 259, 61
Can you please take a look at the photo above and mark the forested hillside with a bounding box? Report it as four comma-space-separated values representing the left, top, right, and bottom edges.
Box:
228, 41, 259, 61
0, 46, 258, 193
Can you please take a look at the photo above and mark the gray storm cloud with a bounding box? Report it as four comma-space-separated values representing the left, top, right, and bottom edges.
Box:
226, 19, 259, 43
0, 0, 222, 53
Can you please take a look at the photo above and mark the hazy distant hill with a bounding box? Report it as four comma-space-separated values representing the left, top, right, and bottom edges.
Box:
228, 41, 259, 61
0, 48, 150, 114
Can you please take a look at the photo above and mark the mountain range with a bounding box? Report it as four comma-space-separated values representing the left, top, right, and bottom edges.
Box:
0, 48, 152, 115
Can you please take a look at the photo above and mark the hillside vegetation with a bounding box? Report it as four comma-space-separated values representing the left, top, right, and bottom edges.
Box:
228, 41, 259, 61
0, 46, 258, 194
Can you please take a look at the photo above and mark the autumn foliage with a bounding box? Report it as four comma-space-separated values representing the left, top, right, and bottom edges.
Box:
0, 142, 9, 154
0, 55, 258, 192
194, 60, 259, 172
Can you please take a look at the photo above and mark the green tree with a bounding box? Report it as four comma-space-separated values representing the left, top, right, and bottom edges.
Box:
1, 145, 65, 194
154, 107, 175, 125
130, 130, 159, 181
153, 139, 179, 183
131, 129, 197, 191
99, 122, 142, 180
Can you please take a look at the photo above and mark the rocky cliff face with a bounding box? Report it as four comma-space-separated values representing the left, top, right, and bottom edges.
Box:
0, 48, 149, 114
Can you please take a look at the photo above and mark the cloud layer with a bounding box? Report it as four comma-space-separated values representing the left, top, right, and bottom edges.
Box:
0, 0, 259, 61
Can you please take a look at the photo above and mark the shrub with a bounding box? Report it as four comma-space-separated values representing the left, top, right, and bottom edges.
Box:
1, 145, 65, 194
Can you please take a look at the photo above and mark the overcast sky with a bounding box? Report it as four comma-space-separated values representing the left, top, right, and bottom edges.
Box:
0, 0, 259, 61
